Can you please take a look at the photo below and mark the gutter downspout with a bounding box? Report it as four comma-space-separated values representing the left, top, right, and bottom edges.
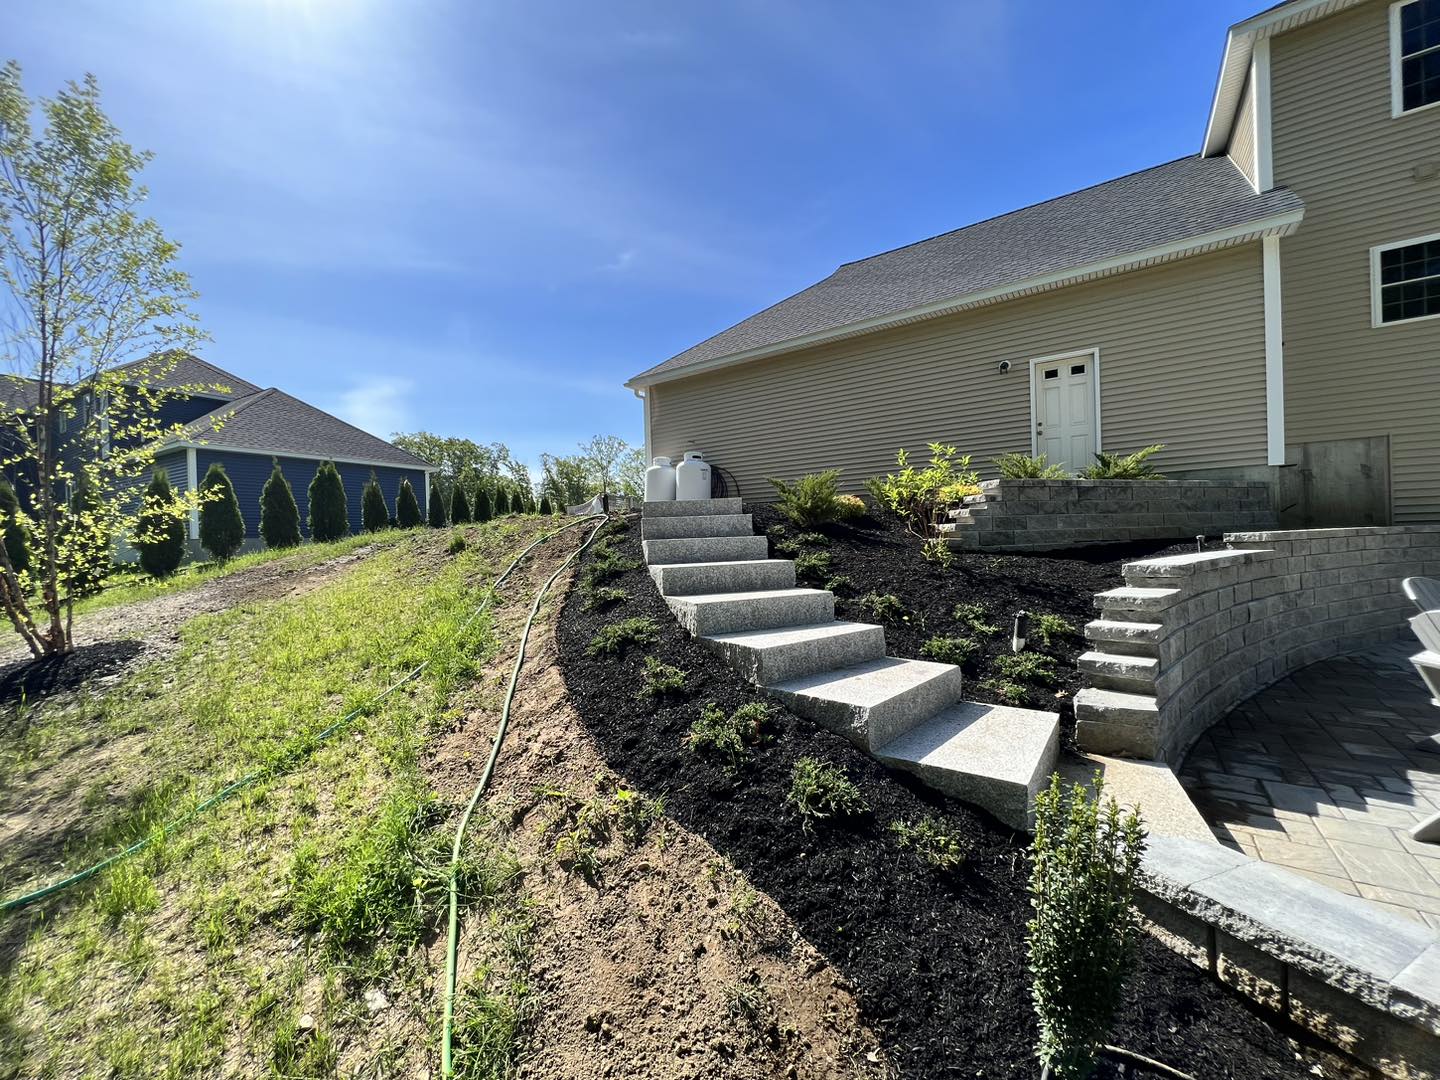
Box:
632, 386, 651, 463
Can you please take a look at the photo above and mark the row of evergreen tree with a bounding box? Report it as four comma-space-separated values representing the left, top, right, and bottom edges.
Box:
426, 477, 556, 527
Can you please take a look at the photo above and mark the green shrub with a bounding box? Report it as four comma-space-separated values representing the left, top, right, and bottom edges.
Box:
198, 463, 244, 562
494, 488, 510, 516
857, 592, 905, 623
450, 485, 472, 524
865, 443, 979, 535
765, 470, 862, 528
65, 471, 109, 594
994, 452, 1069, 479
1028, 772, 1146, 1079
260, 461, 302, 550
0, 478, 29, 573
582, 585, 627, 612
134, 469, 185, 578
954, 602, 1001, 636
795, 531, 829, 547
993, 651, 1060, 685
1080, 443, 1165, 480
792, 550, 832, 585
395, 478, 422, 528
773, 537, 801, 557
636, 656, 687, 700
581, 539, 638, 589
586, 616, 659, 657
361, 471, 389, 533
1033, 613, 1076, 646
539, 495, 553, 515
890, 816, 967, 873
919, 635, 979, 666
822, 574, 853, 596
428, 477, 448, 527
473, 488, 493, 523
787, 758, 868, 829
308, 460, 349, 542
688, 701, 772, 767
920, 537, 953, 567
977, 677, 1027, 705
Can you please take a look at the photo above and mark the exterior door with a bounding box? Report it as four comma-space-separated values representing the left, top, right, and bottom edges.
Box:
1032, 353, 1097, 474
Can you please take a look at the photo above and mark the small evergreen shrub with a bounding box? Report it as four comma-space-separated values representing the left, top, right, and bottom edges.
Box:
866, 443, 979, 535
134, 469, 185, 578
835, 493, 866, 518
581, 540, 638, 589
198, 463, 244, 562
361, 472, 389, 533
787, 758, 868, 829
764, 470, 861, 528
586, 616, 659, 657
919, 635, 979, 666
260, 462, 302, 550
1033, 613, 1076, 646
450, 485, 472, 525
1028, 773, 1146, 1079
493, 488, 510, 516
857, 592, 905, 623
582, 584, 627, 612
0, 478, 30, 573
890, 816, 967, 873
822, 574, 853, 596
427, 478, 447, 527
688, 701, 772, 768
955, 602, 1001, 636
1080, 444, 1166, 480
539, 494, 553, 516
994, 452, 1069, 479
977, 677, 1027, 705
635, 656, 687, 700
395, 479, 422, 528
795, 531, 829, 547
308, 461, 349, 542
792, 550, 831, 586
473, 488, 492, 523
993, 652, 1059, 685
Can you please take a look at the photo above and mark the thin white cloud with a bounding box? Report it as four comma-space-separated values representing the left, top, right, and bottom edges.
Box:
331, 376, 415, 440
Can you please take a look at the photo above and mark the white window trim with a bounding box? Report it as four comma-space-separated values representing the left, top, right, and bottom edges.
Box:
1391, 0, 1440, 119
1026, 348, 1102, 462
1370, 230, 1440, 327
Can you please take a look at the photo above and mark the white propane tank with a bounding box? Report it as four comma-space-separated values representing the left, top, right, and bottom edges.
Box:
674, 451, 712, 501
644, 456, 676, 502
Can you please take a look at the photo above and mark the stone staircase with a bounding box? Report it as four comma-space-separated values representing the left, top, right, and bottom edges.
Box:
640, 498, 1061, 831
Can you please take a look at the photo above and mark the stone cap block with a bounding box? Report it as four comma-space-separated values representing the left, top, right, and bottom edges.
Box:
1122, 548, 1271, 577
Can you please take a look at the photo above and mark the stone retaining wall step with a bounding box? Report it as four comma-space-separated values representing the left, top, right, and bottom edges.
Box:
766, 656, 964, 752
649, 558, 796, 596
1078, 650, 1160, 692
640, 497, 742, 518
665, 587, 835, 636
641, 535, 769, 565
641, 513, 754, 541
700, 621, 887, 685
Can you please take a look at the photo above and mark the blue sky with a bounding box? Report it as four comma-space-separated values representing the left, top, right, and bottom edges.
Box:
5, 0, 1261, 474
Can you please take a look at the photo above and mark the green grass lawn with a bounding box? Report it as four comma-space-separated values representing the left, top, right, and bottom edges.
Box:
0, 518, 554, 1079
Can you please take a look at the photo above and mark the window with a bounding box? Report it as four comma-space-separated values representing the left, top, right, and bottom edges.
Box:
1393, 0, 1440, 115
1069, 364, 1086, 376
1371, 233, 1440, 325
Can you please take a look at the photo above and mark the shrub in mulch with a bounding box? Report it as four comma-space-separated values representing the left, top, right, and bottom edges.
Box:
556, 516, 1367, 1080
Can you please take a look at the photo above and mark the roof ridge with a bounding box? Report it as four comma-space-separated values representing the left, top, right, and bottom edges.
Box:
262, 388, 429, 466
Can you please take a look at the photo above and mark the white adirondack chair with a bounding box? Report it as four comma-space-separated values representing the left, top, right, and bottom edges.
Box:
1403, 576, 1440, 613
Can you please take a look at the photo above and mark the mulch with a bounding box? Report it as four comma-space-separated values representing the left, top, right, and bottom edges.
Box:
0, 639, 146, 710
554, 514, 1372, 1080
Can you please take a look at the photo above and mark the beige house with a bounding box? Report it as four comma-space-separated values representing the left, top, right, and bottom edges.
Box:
626, 0, 1440, 526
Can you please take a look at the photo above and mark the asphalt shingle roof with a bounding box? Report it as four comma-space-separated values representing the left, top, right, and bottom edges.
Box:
631, 155, 1304, 383
179, 389, 432, 469
115, 354, 262, 399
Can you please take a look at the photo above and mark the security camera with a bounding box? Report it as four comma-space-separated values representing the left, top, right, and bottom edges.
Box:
997, 360, 1011, 373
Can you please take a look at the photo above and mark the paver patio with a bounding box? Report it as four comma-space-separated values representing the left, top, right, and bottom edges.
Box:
1179, 641, 1440, 927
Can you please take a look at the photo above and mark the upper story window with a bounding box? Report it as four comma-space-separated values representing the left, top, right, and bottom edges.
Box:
1371, 233, 1440, 325
1393, 0, 1440, 115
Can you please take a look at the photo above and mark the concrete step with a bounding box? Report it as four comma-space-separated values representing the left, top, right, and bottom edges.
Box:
1083, 619, 1165, 657
641, 513, 754, 541
1073, 687, 1160, 758
1078, 650, 1159, 693
666, 588, 835, 636
701, 621, 887, 685
650, 559, 796, 597
641, 497, 742, 518
642, 535, 769, 565
875, 701, 1060, 832
1094, 586, 1183, 616
767, 657, 964, 751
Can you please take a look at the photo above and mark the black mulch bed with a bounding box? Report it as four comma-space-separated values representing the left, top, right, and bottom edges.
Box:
750, 504, 1196, 747
555, 516, 1371, 1080
0, 639, 145, 710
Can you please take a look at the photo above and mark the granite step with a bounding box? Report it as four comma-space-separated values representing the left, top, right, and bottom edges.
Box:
650, 559, 796, 597
642, 534, 769, 565
874, 701, 1060, 832
641, 513, 754, 541
641, 497, 742, 518
666, 588, 835, 636
1083, 619, 1165, 657
1094, 586, 1183, 617
1079, 651, 1160, 693
701, 621, 887, 685
766, 657, 964, 751
1073, 687, 1161, 758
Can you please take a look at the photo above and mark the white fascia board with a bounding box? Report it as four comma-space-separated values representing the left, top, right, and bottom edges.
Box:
626, 208, 1305, 390
168, 440, 438, 474
1262, 235, 1286, 466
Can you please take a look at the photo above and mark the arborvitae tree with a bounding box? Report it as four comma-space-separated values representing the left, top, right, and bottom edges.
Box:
260, 461, 302, 549
450, 484, 472, 524
308, 460, 349, 542
494, 487, 510, 516
361, 471, 389, 533
428, 477, 447, 527
472, 487, 492, 523
198, 463, 245, 562
538, 494, 553, 516
0, 479, 30, 573
396, 479, 422, 528
135, 469, 185, 578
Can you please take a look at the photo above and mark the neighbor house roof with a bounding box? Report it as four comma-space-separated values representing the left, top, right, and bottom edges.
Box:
172, 388, 433, 470
628, 154, 1304, 386
113, 354, 262, 399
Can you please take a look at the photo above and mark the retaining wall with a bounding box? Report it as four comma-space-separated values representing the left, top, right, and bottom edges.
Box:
946, 477, 1276, 551
1076, 525, 1440, 762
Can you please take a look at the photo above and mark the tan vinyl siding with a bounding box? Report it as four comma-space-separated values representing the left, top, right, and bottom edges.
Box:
649, 245, 1267, 500
1227, 73, 1259, 189
1272, 0, 1440, 522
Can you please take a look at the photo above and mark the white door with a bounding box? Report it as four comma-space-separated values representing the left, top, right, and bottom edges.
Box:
1032, 354, 1097, 473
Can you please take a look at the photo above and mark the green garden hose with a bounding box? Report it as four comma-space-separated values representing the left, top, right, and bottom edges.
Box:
0, 515, 604, 916
440, 513, 609, 1079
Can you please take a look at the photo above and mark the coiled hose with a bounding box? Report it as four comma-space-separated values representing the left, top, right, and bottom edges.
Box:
0, 515, 604, 917
440, 512, 608, 1078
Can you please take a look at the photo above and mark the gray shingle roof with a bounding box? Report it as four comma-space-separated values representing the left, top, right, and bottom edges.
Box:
114, 354, 262, 399
631, 155, 1304, 383
178, 389, 432, 469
